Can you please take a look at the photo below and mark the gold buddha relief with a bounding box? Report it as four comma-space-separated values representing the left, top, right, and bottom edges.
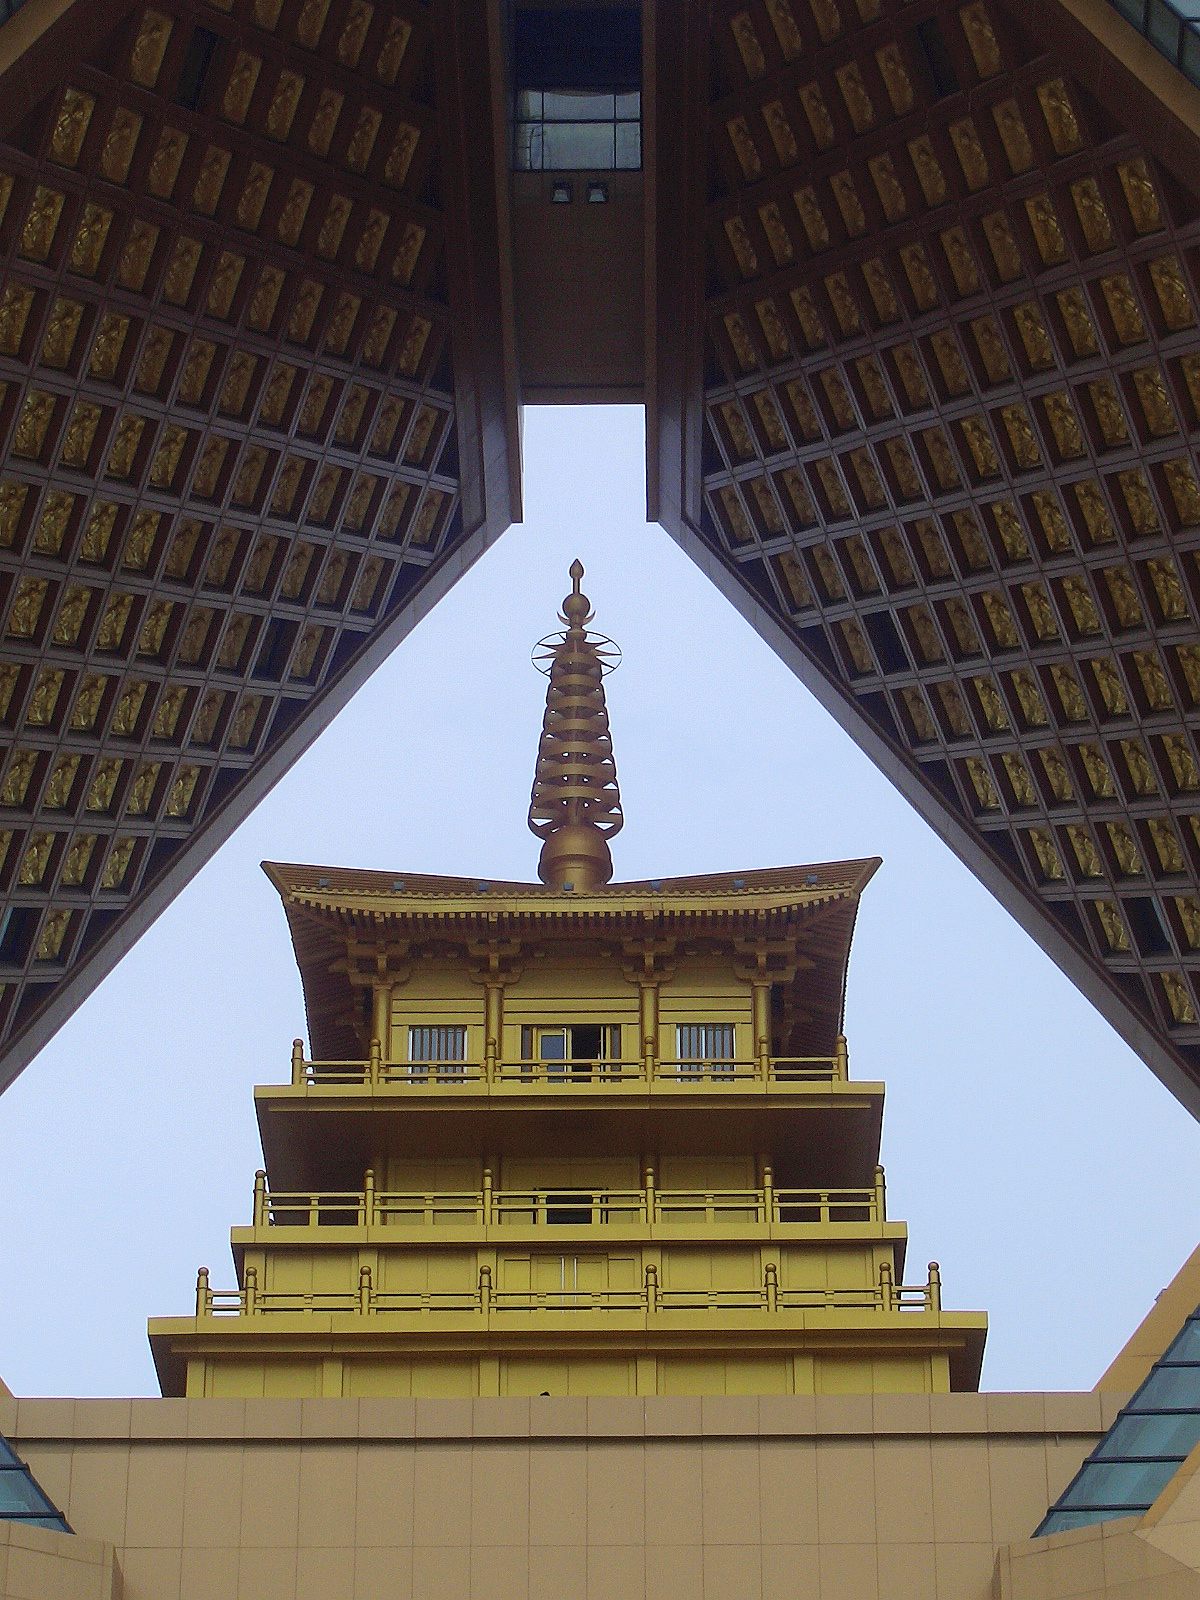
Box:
101, 109, 142, 183
725, 117, 761, 181
345, 108, 382, 174
730, 12, 767, 78
33, 492, 74, 557
53, 586, 90, 647
61, 835, 97, 888
100, 837, 135, 890
1150, 256, 1195, 331
839, 620, 874, 676
762, 104, 798, 167
1075, 481, 1116, 546
40, 297, 83, 368
12, 391, 56, 460
936, 681, 971, 737
966, 757, 999, 811
86, 759, 122, 813
290, 625, 324, 680
229, 697, 263, 749
134, 600, 170, 658
830, 170, 865, 235
111, 682, 148, 737
375, 15, 411, 82
949, 119, 988, 190
992, 100, 1032, 173
1072, 179, 1115, 254
1030, 829, 1065, 881
960, 3, 1002, 76
365, 306, 399, 367
900, 687, 937, 743
384, 124, 421, 187
1163, 974, 1198, 1026
1036, 78, 1082, 154
1079, 744, 1114, 800
982, 211, 1021, 280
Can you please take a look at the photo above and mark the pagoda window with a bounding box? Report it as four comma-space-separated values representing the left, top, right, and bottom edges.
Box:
675, 1022, 736, 1076
521, 1023, 622, 1076
407, 1025, 467, 1079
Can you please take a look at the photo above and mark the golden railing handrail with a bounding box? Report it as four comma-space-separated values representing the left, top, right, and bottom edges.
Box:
289, 1052, 846, 1090
252, 1179, 885, 1229
193, 1259, 943, 1319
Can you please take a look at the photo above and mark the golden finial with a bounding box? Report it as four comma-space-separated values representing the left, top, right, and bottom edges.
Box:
528, 560, 623, 890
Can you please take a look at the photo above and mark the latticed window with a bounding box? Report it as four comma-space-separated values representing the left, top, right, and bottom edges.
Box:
675, 1023, 736, 1074
407, 1025, 467, 1076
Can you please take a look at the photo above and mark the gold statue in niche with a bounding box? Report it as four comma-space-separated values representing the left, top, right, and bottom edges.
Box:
1040, 748, 1074, 803
351, 560, 384, 613
207, 252, 244, 320
825, 273, 861, 335
178, 341, 216, 407
1118, 469, 1161, 536
788, 286, 826, 348
126, 762, 161, 816
838, 63, 876, 134
1150, 256, 1195, 331
1149, 818, 1185, 873
35, 910, 72, 963
135, 327, 174, 395
1062, 577, 1101, 636
51, 586, 90, 649
899, 244, 938, 310
51, 88, 95, 168
177, 601, 212, 665
102, 413, 142, 480
1088, 381, 1128, 448
217, 614, 252, 670
1026, 194, 1067, 264
296, 0, 332, 48
1011, 302, 1053, 370
941, 229, 979, 297
100, 108, 142, 183
949, 118, 988, 190
138, 601, 172, 657
290, 625, 324, 680
937, 681, 971, 737
962, 417, 999, 477
266, 70, 304, 140
1165, 459, 1200, 527
765, 0, 803, 59
71, 677, 105, 732
164, 521, 202, 582
1072, 481, 1114, 547
839, 620, 874, 676
13, 392, 56, 460
724, 214, 759, 277
161, 237, 201, 304
384, 123, 421, 187
259, 363, 296, 428
761, 103, 798, 167
1177, 645, 1200, 706
336, 0, 374, 68
1106, 822, 1143, 877
960, 2, 1002, 76
1057, 287, 1099, 357
1101, 275, 1146, 345
33, 492, 74, 557
1133, 366, 1177, 436
41, 298, 84, 369
21, 187, 65, 262
1002, 753, 1037, 808
966, 757, 999, 811
1001, 405, 1041, 470
44, 754, 80, 809
992, 99, 1032, 173
193, 146, 232, 215
830, 170, 866, 236
271, 458, 304, 517
1147, 558, 1189, 622
1, 750, 37, 806
60, 403, 101, 471
1104, 566, 1144, 629
100, 837, 135, 890
991, 500, 1030, 562
876, 42, 914, 113
1165, 734, 1200, 792
753, 391, 788, 451
391, 222, 425, 286
1021, 582, 1060, 642
123, 511, 160, 571
7, 578, 48, 639
345, 108, 382, 174
147, 128, 188, 199
718, 488, 754, 545
1090, 656, 1128, 717
982, 212, 1021, 280
1072, 179, 1115, 254
222, 52, 261, 124
725, 117, 761, 181
19, 835, 53, 886
0, 284, 34, 358
111, 682, 148, 736
1068, 825, 1104, 878
1011, 670, 1048, 727
780, 469, 814, 526
981, 591, 1018, 647
89, 314, 129, 383
375, 14, 411, 82
971, 316, 1010, 384
755, 299, 791, 361
1095, 901, 1130, 953
900, 687, 937, 742
149, 425, 187, 490
1120, 738, 1159, 796
26, 670, 64, 727
153, 686, 186, 739
1162, 973, 1198, 1026
907, 136, 947, 207
96, 593, 133, 651
1118, 159, 1162, 234
192, 438, 229, 499
973, 675, 1009, 730
1133, 651, 1173, 712
1030, 828, 1066, 882
1176, 897, 1200, 949
1036, 78, 1082, 154
61, 835, 97, 888
730, 12, 767, 79
355, 208, 389, 272
130, 9, 172, 86
879, 528, 914, 585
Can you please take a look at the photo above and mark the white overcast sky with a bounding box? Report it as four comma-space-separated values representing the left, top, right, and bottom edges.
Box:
3, 405, 1198, 1398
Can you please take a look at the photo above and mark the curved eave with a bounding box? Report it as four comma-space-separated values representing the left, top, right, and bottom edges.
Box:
263, 858, 881, 1062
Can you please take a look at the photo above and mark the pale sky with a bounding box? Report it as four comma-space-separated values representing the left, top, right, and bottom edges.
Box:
3, 405, 1198, 1398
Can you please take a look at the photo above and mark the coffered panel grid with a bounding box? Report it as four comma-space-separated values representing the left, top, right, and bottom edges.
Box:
0, 0, 475, 1052
699, 0, 1200, 1066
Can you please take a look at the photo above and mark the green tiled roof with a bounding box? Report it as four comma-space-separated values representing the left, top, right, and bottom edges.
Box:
1037, 1305, 1200, 1535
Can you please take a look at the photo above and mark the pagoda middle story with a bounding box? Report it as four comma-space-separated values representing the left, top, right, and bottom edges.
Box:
149, 566, 986, 1400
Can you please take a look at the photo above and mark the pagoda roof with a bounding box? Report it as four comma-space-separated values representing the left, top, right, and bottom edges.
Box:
263, 857, 881, 1062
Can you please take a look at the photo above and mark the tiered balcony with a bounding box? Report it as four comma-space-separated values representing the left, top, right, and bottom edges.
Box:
255, 1040, 886, 1186
235, 1167, 897, 1246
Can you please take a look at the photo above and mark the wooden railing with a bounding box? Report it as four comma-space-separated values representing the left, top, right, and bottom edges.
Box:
285, 1038, 850, 1089
250, 1166, 887, 1229
194, 1260, 942, 1319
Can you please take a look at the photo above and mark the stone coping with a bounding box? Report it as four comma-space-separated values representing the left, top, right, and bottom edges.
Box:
2, 1390, 1118, 1445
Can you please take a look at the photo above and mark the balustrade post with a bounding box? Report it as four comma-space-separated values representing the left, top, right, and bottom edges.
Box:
484, 981, 503, 1084
752, 981, 771, 1083
291, 1037, 305, 1085
479, 1264, 493, 1315
195, 1266, 210, 1318
253, 1170, 267, 1228
244, 1266, 258, 1317
764, 1262, 779, 1313
358, 1264, 372, 1316
368, 1037, 382, 1087
834, 1034, 849, 1081
874, 1165, 886, 1222
639, 980, 659, 1082
482, 1167, 494, 1226
363, 1168, 376, 1227
644, 1263, 659, 1315
761, 1161, 774, 1223
928, 1261, 942, 1312
878, 1260, 894, 1313
643, 1164, 656, 1224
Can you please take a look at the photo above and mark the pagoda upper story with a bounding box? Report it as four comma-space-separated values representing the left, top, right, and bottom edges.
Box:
149, 565, 986, 1400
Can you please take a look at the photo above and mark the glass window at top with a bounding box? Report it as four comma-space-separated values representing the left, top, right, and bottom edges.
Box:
0, 1435, 70, 1532
1035, 1306, 1200, 1536
512, 6, 642, 170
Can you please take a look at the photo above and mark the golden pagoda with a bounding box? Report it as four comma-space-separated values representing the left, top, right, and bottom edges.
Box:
149, 565, 985, 1400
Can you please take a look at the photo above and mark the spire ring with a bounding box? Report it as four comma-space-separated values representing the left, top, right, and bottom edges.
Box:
532, 631, 622, 677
